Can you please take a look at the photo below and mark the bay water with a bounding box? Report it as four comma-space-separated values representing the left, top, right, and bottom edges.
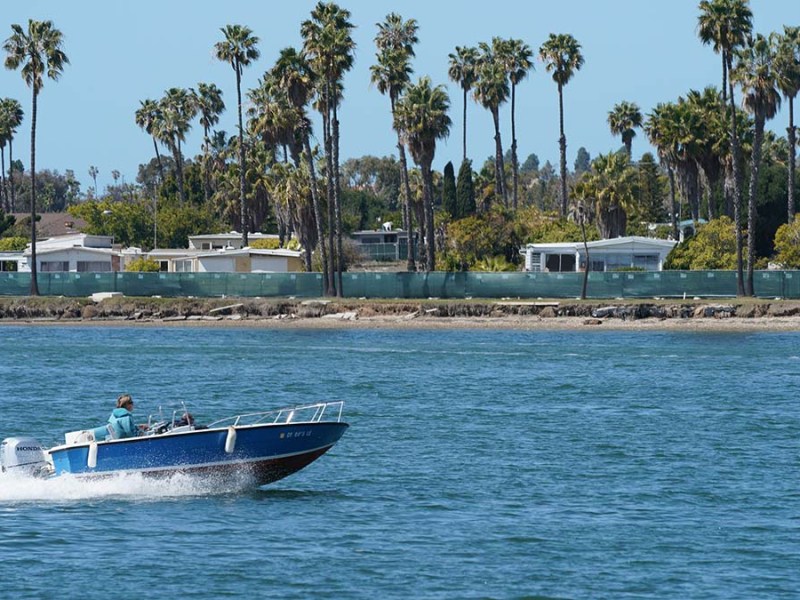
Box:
0, 325, 797, 599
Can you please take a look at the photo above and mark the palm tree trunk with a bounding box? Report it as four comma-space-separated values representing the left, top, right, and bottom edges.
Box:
580, 219, 589, 300
152, 137, 165, 187
396, 132, 416, 271
1, 146, 7, 212
491, 108, 506, 207
302, 124, 329, 286
415, 197, 427, 269
668, 165, 678, 241
323, 83, 336, 296
422, 162, 435, 271
332, 99, 344, 297
236, 61, 248, 246
788, 97, 796, 224
9, 138, 16, 212
462, 87, 468, 163
558, 83, 568, 217
203, 124, 211, 204
511, 82, 519, 211
174, 140, 185, 205
746, 114, 765, 297
29, 88, 39, 296
727, 55, 745, 296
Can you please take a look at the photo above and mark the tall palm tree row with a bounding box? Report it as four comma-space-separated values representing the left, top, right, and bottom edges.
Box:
214, 24, 260, 247
697, 0, 752, 296
394, 77, 451, 271
158, 87, 198, 205
539, 33, 584, 217
447, 46, 480, 164
473, 38, 510, 207
269, 46, 327, 279
301, 1, 356, 296
371, 12, 419, 272
194, 83, 225, 204
0, 97, 23, 212
134, 98, 166, 185
773, 26, 800, 224
733, 33, 781, 296
497, 38, 533, 210
3, 19, 69, 296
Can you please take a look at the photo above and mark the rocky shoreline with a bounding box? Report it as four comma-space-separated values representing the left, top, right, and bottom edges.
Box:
2, 296, 800, 330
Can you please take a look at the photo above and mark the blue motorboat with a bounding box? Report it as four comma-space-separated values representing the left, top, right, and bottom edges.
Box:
1, 401, 348, 487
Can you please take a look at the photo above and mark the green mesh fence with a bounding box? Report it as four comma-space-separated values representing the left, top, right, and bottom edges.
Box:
2, 271, 800, 299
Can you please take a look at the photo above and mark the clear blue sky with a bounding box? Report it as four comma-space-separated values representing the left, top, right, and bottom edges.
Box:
1, 0, 795, 193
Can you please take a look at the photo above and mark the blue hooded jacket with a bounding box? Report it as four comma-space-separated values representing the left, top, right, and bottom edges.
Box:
108, 407, 139, 439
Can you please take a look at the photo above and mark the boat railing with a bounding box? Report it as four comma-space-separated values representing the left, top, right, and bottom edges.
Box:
205, 401, 345, 429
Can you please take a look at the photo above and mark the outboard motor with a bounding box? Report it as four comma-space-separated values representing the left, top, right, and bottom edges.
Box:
1, 437, 50, 478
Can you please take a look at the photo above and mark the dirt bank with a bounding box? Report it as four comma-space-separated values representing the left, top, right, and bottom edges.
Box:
2, 296, 800, 331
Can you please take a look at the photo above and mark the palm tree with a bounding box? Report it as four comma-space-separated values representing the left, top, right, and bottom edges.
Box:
394, 76, 451, 271
773, 26, 800, 223
447, 46, 480, 162
567, 198, 594, 299
3, 19, 69, 296
302, 2, 355, 296
539, 33, 584, 217
270, 46, 329, 283
134, 99, 166, 184
0, 98, 23, 212
734, 33, 781, 296
215, 24, 260, 246
644, 102, 681, 241
88, 165, 99, 197
194, 83, 225, 204
474, 40, 510, 207
371, 12, 418, 271
498, 38, 533, 210
158, 87, 197, 205
697, 0, 752, 296
607, 100, 643, 158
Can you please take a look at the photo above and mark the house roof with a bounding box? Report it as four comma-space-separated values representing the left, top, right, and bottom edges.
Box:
523, 236, 676, 252
31, 246, 118, 258
10, 212, 87, 237
188, 232, 279, 241
194, 248, 303, 260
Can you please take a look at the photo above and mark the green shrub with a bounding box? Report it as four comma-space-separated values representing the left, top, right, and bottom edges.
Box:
125, 257, 161, 272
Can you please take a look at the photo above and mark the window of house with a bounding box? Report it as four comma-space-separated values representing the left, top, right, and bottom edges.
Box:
40, 261, 69, 272
77, 261, 111, 272
201, 243, 211, 250
175, 260, 193, 272
159, 260, 169, 272
545, 253, 576, 272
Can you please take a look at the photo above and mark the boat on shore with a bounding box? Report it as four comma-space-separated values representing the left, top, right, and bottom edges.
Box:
1, 401, 348, 487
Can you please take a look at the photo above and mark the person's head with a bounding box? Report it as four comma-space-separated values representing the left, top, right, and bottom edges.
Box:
116, 394, 134, 410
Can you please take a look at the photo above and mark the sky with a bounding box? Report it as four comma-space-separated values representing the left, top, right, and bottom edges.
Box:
0, 0, 796, 194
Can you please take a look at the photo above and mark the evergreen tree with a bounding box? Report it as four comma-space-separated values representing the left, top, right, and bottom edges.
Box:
574, 147, 591, 174
637, 152, 666, 222
520, 153, 539, 173
442, 161, 457, 217
456, 158, 476, 218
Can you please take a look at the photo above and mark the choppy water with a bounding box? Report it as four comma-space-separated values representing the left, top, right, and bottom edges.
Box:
0, 325, 798, 599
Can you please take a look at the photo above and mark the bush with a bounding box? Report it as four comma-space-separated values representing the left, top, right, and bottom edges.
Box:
773, 215, 800, 268
0, 237, 28, 251
125, 257, 161, 272
664, 217, 737, 270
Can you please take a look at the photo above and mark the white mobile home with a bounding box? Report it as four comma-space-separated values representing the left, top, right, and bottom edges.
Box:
522, 236, 677, 273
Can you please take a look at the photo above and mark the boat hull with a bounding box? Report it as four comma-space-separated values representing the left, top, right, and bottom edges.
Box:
49, 422, 348, 486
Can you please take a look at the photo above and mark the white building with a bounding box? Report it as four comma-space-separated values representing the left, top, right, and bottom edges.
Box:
170, 248, 304, 273
521, 236, 677, 273
19, 234, 120, 273
188, 232, 280, 251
